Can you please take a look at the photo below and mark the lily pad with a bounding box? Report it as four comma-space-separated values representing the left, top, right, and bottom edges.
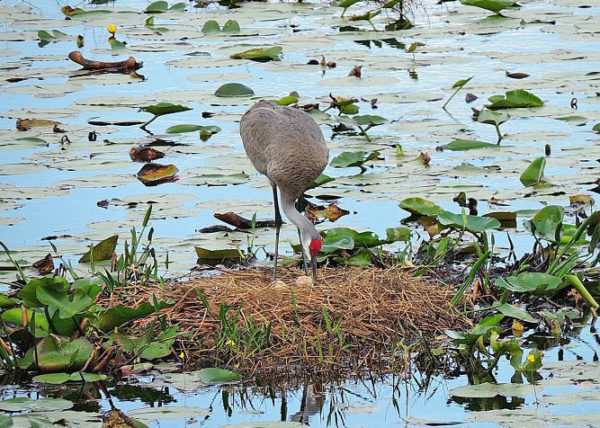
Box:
445, 139, 498, 151
520, 157, 546, 186
437, 211, 501, 233
460, 0, 519, 13
495, 272, 564, 294
214, 83, 254, 97
78, 234, 117, 263
194, 247, 242, 261
165, 124, 221, 134
139, 102, 192, 116
487, 90, 543, 109
230, 46, 282, 62
451, 382, 538, 398
196, 368, 242, 383
399, 197, 444, 216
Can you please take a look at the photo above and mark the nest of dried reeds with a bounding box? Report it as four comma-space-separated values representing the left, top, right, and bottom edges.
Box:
115, 267, 468, 375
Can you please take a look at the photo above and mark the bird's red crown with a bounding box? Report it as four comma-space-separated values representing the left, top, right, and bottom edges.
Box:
309, 239, 322, 257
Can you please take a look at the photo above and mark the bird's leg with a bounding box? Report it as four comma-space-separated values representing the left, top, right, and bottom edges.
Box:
272, 184, 283, 281
297, 229, 310, 277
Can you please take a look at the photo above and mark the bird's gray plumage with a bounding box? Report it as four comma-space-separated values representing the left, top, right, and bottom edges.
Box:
240, 100, 328, 201
240, 100, 329, 280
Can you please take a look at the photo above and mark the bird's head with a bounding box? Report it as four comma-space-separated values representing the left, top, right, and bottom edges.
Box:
301, 230, 322, 280
309, 238, 322, 258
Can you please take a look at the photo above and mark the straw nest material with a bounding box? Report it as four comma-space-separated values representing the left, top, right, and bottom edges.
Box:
117, 267, 467, 374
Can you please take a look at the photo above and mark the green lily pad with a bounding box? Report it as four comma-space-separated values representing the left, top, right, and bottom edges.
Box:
230, 46, 282, 62
33, 372, 107, 384
330, 151, 380, 169
139, 102, 192, 116
194, 247, 242, 261
478, 108, 509, 126
0, 397, 73, 412
399, 197, 444, 216
214, 83, 254, 97
201, 20, 221, 34
94, 299, 174, 332
460, 0, 519, 13
222, 20, 241, 33
495, 272, 564, 295
445, 140, 498, 151
165, 124, 221, 134
145, 1, 168, 13
494, 303, 537, 323
78, 234, 117, 263
196, 368, 242, 383
437, 211, 501, 233
527, 205, 564, 242
520, 157, 546, 186
488, 90, 543, 109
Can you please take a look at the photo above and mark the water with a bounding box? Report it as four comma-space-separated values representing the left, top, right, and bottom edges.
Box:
1, 0, 600, 426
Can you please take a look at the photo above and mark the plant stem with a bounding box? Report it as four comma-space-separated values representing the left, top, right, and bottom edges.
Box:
495, 124, 503, 143
140, 114, 158, 130
442, 86, 462, 110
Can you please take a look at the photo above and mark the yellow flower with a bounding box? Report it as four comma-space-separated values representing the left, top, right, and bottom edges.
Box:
527, 353, 536, 363
179, 352, 185, 359
107, 24, 117, 34
225, 339, 235, 346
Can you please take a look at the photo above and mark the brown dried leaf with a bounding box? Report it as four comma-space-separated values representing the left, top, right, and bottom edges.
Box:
505, 71, 529, 79
16, 118, 61, 131
129, 146, 165, 162
306, 203, 350, 222
32, 253, 54, 275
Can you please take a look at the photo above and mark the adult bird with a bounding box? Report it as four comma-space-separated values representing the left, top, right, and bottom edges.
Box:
240, 100, 329, 281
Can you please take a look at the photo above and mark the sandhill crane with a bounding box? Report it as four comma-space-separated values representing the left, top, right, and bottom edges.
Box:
240, 100, 329, 281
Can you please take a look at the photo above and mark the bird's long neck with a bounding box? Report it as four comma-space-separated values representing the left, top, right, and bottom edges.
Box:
281, 193, 317, 240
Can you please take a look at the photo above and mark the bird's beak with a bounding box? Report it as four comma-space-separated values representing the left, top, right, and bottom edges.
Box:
311, 255, 318, 281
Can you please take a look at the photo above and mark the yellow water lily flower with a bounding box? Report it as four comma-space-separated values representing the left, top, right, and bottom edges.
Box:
527, 353, 536, 362
107, 24, 117, 34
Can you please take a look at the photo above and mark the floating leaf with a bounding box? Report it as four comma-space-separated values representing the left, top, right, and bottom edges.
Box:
352, 114, 387, 126
451, 383, 537, 399
214, 83, 254, 97
495, 272, 564, 295
0, 397, 73, 412
494, 303, 537, 323
437, 211, 500, 233
145, 1, 168, 13
139, 102, 192, 117
399, 197, 444, 217
520, 157, 546, 186
182, 173, 249, 186
277, 95, 299, 106
222, 20, 241, 33
478, 109, 509, 126
527, 205, 564, 242
230, 46, 282, 62
459, 0, 519, 13
556, 115, 587, 126
306, 203, 349, 222
202, 20, 221, 34
488, 90, 543, 109
484, 211, 517, 228
307, 173, 335, 190
129, 146, 165, 162
36, 336, 94, 372
94, 300, 174, 332
196, 368, 242, 383
79, 234, 117, 263
330, 150, 380, 170
593, 123, 600, 133
16, 118, 60, 131
445, 140, 497, 151
194, 247, 242, 261
166, 124, 221, 134
137, 163, 179, 185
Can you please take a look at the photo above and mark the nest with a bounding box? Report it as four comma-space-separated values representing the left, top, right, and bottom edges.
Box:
116, 267, 468, 374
